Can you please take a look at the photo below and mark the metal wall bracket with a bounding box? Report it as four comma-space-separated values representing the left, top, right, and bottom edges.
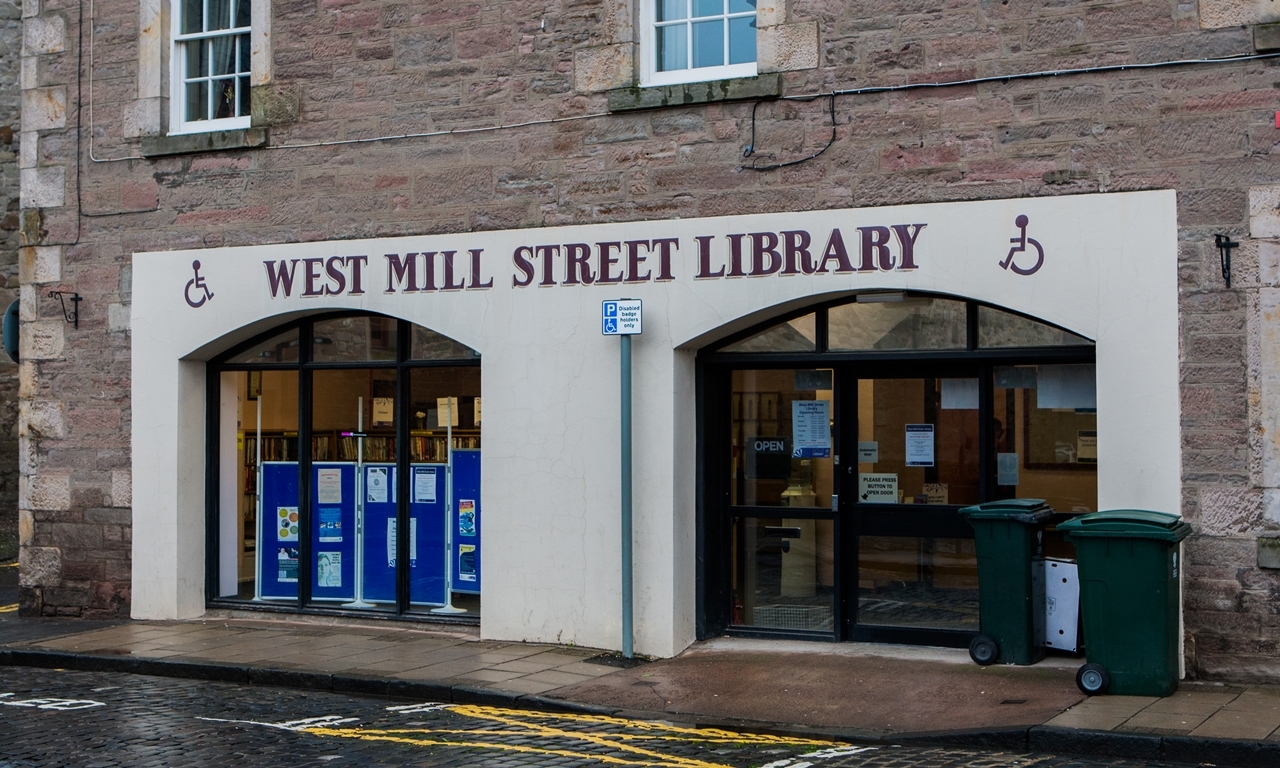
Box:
1214, 234, 1239, 289
48, 291, 81, 329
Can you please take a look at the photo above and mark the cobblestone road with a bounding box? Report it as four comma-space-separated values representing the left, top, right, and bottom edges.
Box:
0, 667, 1189, 767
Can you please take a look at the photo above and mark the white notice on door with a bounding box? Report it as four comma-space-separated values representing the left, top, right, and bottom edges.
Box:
905, 424, 934, 467
857, 441, 879, 463
858, 473, 898, 503
791, 400, 831, 458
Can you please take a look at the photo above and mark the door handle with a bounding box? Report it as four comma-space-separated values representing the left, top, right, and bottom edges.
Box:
763, 526, 803, 538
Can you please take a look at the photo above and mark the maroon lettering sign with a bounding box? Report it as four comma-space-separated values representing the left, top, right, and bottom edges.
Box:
259, 223, 929, 299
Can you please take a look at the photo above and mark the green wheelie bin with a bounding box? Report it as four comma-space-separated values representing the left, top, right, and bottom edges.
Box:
959, 499, 1054, 666
1058, 510, 1192, 697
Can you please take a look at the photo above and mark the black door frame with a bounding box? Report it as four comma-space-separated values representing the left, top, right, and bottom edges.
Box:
696, 294, 1096, 645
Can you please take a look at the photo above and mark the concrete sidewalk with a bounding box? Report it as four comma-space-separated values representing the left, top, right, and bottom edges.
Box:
1, 611, 1280, 767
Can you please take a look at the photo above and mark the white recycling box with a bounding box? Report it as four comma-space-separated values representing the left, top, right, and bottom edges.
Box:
1042, 558, 1080, 652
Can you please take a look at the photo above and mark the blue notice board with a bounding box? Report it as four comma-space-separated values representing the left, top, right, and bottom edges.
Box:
311, 462, 357, 602
359, 464, 450, 605
258, 462, 300, 600
409, 464, 448, 606
451, 450, 481, 594
360, 464, 397, 604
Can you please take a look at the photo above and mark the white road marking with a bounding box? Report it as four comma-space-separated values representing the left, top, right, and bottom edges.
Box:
0, 693, 106, 711
760, 746, 878, 768
196, 714, 360, 732
385, 702, 451, 714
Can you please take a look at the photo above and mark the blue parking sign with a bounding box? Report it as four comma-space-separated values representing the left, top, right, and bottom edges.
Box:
602, 300, 642, 335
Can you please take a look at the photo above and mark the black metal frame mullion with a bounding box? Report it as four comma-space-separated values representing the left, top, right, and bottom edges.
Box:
395, 322, 411, 614
977, 362, 993, 503
699, 346, 1092, 367
695, 357, 712, 638
966, 301, 979, 352
205, 368, 221, 602
297, 322, 314, 608
834, 363, 855, 636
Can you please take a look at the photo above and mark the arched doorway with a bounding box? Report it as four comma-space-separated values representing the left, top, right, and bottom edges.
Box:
207, 312, 482, 618
698, 292, 1096, 646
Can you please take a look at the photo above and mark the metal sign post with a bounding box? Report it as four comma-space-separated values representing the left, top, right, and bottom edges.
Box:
344, 397, 375, 608
253, 396, 264, 602
603, 299, 642, 658
433, 397, 467, 614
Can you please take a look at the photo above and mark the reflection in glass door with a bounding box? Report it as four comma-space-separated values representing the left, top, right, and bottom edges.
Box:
851, 377, 980, 634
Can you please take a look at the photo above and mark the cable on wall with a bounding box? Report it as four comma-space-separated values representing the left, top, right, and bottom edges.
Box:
740, 93, 837, 172
737, 50, 1280, 170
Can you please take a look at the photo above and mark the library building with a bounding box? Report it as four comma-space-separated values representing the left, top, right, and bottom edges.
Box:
132, 189, 1178, 657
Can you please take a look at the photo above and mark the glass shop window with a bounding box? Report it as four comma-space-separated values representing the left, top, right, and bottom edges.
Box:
992, 364, 1098, 514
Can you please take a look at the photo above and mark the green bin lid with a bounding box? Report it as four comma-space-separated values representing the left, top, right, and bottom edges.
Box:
1058, 509, 1192, 542
958, 498, 1053, 523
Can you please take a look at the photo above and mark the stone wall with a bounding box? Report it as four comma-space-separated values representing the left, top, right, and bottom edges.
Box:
17, 0, 1280, 672
0, 0, 22, 563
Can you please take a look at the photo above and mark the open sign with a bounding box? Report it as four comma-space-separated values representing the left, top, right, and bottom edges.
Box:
745, 437, 791, 480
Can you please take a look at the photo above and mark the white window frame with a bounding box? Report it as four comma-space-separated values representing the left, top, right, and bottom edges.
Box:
639, 0, 758, 88
168, 0, 253, 135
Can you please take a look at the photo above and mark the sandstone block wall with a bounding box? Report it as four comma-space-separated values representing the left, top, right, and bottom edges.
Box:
17, 0, 1280, 674
0, 0, 22, 562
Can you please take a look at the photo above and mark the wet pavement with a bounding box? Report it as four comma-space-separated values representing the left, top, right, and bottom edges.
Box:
0, 666, 1188, 767
0, 561, 123, 645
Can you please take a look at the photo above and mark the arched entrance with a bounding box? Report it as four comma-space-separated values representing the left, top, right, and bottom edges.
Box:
698, 292, 1096, 646
207, 312, 482, 617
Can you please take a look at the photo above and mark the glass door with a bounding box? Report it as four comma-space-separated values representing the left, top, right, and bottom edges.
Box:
727, 368, 837, 636
841, 369, 982, 645
310, 368, 398, 611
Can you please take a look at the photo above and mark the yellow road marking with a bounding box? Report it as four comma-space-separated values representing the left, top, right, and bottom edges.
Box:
454, 705, 832, 745
0, 562, 16, 568
311, 728, 726, 767
298, 704, 840, 768
0, 605, 18, 614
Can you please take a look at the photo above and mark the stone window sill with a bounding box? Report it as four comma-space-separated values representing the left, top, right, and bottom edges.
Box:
607, 74, 783, 113
141, 128, 268, 158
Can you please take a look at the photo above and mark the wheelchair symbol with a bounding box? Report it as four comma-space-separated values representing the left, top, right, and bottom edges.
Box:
604, 318, 618, 333
185, 260, 215, 308
998, 215, 1044, 276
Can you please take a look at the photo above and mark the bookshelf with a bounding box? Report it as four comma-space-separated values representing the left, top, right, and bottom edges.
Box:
410, 430, 481, 462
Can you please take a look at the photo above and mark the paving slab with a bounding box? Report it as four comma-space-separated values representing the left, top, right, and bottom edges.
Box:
1118, 709, 1210, 733
547, 646, 1085, 735
1191, 708, 1280, 740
